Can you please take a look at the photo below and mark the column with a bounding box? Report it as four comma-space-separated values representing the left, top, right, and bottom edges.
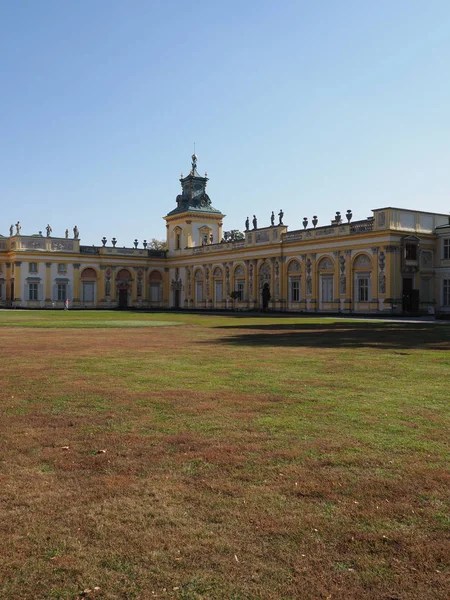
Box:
333, 251, 341, 312
14, 261, 22, 303
344, 250, 352, 312
131, 267, 138, 306
73, 264, 80, 304
370, 247, 379, 311
109, 266, 117, 303
163, 267, 170, 307
45, 262, 52, 305
310, 253, 317, 311
99, 265, 107, 304
385, 245, 400, 312
279, 256, 287, 311
300, 254, 307, 310
5, 262, 12, 304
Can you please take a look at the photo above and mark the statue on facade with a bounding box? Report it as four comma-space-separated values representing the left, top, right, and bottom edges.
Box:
271, 211, 275, 226
278, 209, 284, 225
15, 221, 21, 235
245, 216, 249, 231
65, 229, 69, 238
252, 215, 257, 230
46, 224, 52, 237
73, 225, 79, 239
9, 224, 13, 236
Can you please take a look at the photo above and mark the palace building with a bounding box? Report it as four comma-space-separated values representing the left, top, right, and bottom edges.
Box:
1, 155, 450, 316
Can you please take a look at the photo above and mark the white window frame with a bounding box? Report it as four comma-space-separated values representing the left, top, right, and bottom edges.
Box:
444, 239, 450, 260
235, 279, 245, 301
289, 277, 300, 302
358, 277, 369, 302
320, 276, 333, 303
82, 281, 95, 303
214, 280, 223, 303
150, 282, 162, 302
57, 284, 67, 302
443, 279, 450, 306
195, 280, 204, 303
28, 283, 38, 300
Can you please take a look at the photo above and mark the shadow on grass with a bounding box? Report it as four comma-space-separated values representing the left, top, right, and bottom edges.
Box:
210, 321, 450, 350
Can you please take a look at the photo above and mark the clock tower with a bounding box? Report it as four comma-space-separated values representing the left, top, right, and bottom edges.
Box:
164, 155, 225, 251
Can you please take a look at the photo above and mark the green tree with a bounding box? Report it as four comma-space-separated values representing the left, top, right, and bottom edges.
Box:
148, 238, 167, 251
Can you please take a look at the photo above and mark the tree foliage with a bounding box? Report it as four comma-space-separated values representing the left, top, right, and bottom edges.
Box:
148, 238, 167, 251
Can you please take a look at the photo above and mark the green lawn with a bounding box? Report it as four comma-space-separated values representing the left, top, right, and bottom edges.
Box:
0, 311, 449, 600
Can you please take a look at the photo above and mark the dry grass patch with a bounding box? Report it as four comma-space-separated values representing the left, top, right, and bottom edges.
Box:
0, 313, 449, 599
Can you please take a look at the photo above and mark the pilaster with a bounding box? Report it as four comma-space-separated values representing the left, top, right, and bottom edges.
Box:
45, 262, 52, 304
14, 261, 22, 302
370, 247, 379, 311
72, 264, 81, 303
99, 265, 107, 304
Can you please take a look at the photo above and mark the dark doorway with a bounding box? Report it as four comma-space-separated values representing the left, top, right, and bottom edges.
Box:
402, 278, 419, 311
118, 288, 128, 309
174, 290, 180, 308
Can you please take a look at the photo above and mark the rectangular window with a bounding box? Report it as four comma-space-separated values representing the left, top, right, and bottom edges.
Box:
214, 280, 223, 303
82, 281, 95, 302
444, 239, 450, 260
195, 280, 203, 303
405, 244, 417, 260
28, 283, 38, 300
57, 284, 67, 302
289, 278, 300, 302
29, 262, 38, 273
321, 276, 333, 303
444, 279, 450, 306
150, 283, 162, 302
57, 263, 67, 274
236, 279, 245, 301
358, 278, 369, 302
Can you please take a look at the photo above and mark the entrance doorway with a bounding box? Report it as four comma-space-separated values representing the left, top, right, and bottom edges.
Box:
402, 278, 419, 311
118, 288, 128, 308
174, 290, 180, 308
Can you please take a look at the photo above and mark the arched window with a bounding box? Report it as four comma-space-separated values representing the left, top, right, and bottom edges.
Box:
287, 260, 301, 272
81, 267, 96, 279
173, 227, 182, 250
149, 270, 163, 303
234, 265, 245, 300
318, 257, 334, 304
194, 269, 204, 303
318, 257, 333, 271
213, 268, 223, 304
288, 260, 301, 302
117, 268, 132, 280
353, 254, 372, 303
81, 268, 96, 302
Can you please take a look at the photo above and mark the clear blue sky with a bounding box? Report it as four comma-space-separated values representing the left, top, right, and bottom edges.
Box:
1, 1, 449, 245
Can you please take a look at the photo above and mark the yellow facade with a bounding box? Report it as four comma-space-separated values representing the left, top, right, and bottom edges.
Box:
1, 160, 450, 316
